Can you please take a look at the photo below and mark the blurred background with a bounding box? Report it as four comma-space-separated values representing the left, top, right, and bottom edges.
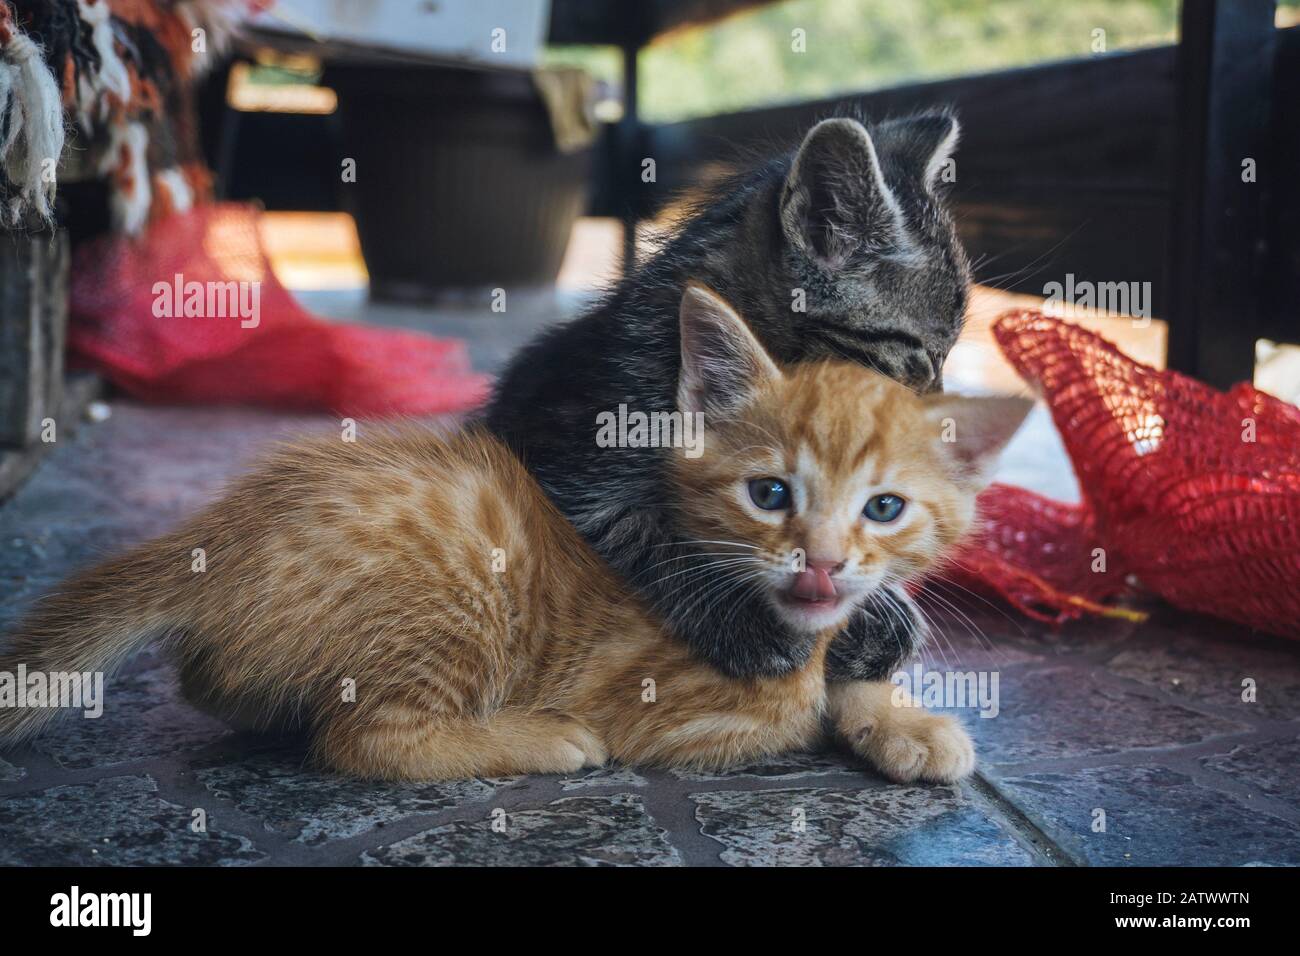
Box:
2, 0, 1298, 501
222, 0, 1299, 399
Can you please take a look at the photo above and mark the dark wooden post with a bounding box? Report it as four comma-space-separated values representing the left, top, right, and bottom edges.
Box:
0, 231, 69, 448
620, 36, 641, 276
1166, 0, 1276, 387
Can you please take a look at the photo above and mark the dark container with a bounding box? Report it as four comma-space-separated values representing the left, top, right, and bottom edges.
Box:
326, 63, 592, 300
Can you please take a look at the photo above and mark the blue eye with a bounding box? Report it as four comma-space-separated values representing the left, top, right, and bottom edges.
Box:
864, 494, 905, 523
748, 478, 791, 511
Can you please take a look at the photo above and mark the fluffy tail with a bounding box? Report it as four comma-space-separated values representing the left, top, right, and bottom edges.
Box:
0, 543, 184, 745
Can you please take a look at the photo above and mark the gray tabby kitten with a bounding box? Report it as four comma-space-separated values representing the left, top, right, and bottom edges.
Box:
487, 111, 970, 680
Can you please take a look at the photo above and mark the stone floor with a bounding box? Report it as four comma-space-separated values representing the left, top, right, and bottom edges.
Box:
1, 288, 1297, 866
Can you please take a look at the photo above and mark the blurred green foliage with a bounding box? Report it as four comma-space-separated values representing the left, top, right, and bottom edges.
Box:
546, 0, 1293, 123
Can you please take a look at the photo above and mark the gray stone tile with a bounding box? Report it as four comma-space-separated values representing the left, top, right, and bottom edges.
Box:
1106, 623, 1300, 723
361, 792, 682, 866
2, 525, 131, 581
671, 749, 868, 782
692, 785, 1037, 866
911, 601, 1047, 671
0, 405, 328, 638
0, 404, 323, 551
1200, 736, 1300, 814
991, 764, 1300, 866
560, 766, 649, 790
969, 666, 1251, 767
0, 755, 25, 782
31, 660, 230, 770
0, 774, 264, 866
198, 751, 509, 846
969, 606, 1143, 660
296, 286, 582, 375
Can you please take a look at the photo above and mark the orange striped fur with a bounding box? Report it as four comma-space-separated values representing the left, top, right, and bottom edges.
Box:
0, 285, 1028, 782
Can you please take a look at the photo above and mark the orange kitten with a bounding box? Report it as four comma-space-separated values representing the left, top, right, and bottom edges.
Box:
0, 285, 1029, 782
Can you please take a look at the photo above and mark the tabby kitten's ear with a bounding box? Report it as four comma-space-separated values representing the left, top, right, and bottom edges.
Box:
872, 110, 961, 192
925, 394, 1034, 486
779, 117, 907, 270
678, 283, 782, 417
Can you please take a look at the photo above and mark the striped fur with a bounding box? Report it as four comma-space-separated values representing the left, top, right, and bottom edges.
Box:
488, 112, 971, 681
0, 288, 1026, 783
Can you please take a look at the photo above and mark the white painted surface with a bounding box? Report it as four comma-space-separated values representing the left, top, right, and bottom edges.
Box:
251, 0, 551, 69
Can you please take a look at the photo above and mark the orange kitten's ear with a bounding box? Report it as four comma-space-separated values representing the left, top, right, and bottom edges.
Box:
678, 282, 782, 416
924, 394, 1035, 486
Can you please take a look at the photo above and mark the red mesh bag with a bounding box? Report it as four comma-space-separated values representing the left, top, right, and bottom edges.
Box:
945, 311, 1300, 639
68, 204, 490, 417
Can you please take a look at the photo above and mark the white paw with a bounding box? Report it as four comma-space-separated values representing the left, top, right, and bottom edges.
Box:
555, 720, 608, 772
848, 710, 975, 784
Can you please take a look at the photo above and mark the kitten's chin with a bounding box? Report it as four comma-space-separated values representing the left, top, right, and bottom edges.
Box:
771, 592, 854, 635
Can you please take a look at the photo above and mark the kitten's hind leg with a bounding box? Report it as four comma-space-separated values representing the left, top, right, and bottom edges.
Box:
314, 705, 607, 781
827, 681, 974, 784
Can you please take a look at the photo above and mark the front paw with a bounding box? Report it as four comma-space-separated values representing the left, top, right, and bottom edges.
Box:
825, 587, 927, 682
846, 709, 975, 784
552, 720, 609, 773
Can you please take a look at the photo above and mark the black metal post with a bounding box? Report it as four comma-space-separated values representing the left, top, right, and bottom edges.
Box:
620, 38, 640, 276
1166, 0, 1276, 387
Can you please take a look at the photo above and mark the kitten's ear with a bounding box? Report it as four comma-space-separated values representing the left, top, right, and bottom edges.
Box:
678, 283, 782, 417
779, 117, 906, 270
924, 394, 1034, 486
874, 110, 961, 192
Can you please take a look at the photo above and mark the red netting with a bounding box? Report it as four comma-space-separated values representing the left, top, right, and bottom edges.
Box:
68, 204, 490, 417
946, 311, 1300, 639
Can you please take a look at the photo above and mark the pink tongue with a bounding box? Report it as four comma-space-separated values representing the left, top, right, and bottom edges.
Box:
792, 567, 837, 601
